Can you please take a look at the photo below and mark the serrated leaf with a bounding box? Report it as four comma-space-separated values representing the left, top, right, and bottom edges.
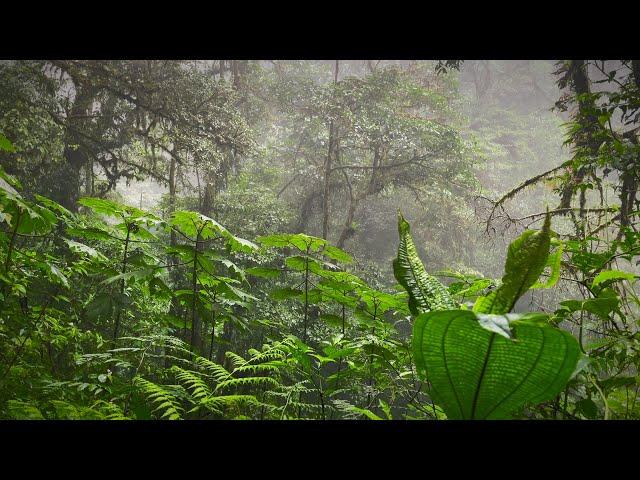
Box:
474, 212, 551, 314
393, 212, 456, 315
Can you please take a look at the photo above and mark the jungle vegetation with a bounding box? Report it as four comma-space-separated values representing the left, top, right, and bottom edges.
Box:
0, 59, 639, 420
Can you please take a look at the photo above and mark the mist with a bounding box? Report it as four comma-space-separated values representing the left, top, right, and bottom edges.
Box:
1, 59, 638, 421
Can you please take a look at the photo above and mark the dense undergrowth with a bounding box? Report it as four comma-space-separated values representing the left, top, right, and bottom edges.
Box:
1, 59, 639, 420
1, 131, 639, 419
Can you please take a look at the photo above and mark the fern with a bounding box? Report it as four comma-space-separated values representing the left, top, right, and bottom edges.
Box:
199, 395, 261, 416
171, 366, 212, 400
193, 356, 233, 383
134, 376, 184, 420
215, 376, 280, 392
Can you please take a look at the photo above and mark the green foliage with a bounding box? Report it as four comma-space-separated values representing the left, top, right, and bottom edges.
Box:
474, 212, 552, 314
412, 310, 581, 419
134, 376, 184, 420
393, 212, 456, 315
1, 60, 639, 422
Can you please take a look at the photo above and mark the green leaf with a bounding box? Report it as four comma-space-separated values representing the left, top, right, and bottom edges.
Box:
269, 287, 303, 300
78, 197, 124, 217
7, 400, 44, 420
474, 212, 552, 314
413, 309, 581, 419
170, 210, 227, 240
592, 270, 636, 289
558, 290, 620, 320
65, 239, 107, 260
67, 227, 115, 242
346, 406, 383, 420
393, 212, 456, 315
321, 245, 353, 263
575, 398, 599, 419
86, 293, 114, 320
449, 278, 492, 298
257, 233, 327, 252
532, 240, 563, 289
0, 133, 16, 153
225, 235, 259, 253
246, 266, 281, 279
101, 268, 155, 285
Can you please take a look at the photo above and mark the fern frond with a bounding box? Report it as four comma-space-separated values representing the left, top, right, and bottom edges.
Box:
134, 376, 183, 420
171, 366, 212, 400
198, 395, 260, 414
193, 356, 232, 383
225, 351, 248, 370
215, 376, 280, 392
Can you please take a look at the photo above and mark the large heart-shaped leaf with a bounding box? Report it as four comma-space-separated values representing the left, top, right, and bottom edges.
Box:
413, 309, 581, 419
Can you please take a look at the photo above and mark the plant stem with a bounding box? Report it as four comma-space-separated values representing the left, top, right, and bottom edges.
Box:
113, 222, 131, 341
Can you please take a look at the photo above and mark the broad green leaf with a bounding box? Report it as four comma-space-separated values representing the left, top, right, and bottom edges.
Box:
225, 234, 259, 253
7, 401, 44, 420
270, 287, 303, 300
67, 226, 115, 242
246, 266, 281, 279
558, 290, 620, 320
592, 270, 637, 289
257, 233, 327, 252
0, 169, 20, 195
78, 197, 124, 217
449, 278, 492, 298
346, 406, 383, 420
393, 212, 456, 315
65, 239, 107, 260
86, 293, 114, 321
575, 398, 599, 419
321, 245, 353, 263
413, 309, 580, 419
320, 313, 345, 328
170, 210, 227, 240
285, 255, 326, 274
532, 240, 563, 289
101, 268, 155, 285
474, 212, 551, 314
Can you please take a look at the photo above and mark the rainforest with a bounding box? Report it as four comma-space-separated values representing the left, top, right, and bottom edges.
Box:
0, 60, 639, 421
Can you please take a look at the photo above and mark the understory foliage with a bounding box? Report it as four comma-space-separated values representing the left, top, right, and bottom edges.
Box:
1, 59, 640, 421
1, 130, 636, 420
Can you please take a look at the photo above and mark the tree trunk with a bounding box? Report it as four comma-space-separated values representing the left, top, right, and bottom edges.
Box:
57, 79, 95, 211
321, 61, 340, 240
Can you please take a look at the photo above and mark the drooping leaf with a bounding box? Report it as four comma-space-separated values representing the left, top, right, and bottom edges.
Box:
270, 287, 303, 301
558, 288, 620, 320
321, 245, 353, 264
65, 239, 107, 260
78, 197, 124, 217
592, 269, 637, 289
257, 233, 326, 253
532, 240, 563, 289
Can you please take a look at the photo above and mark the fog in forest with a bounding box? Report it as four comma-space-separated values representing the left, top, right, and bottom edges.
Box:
1, 59, 638, 421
